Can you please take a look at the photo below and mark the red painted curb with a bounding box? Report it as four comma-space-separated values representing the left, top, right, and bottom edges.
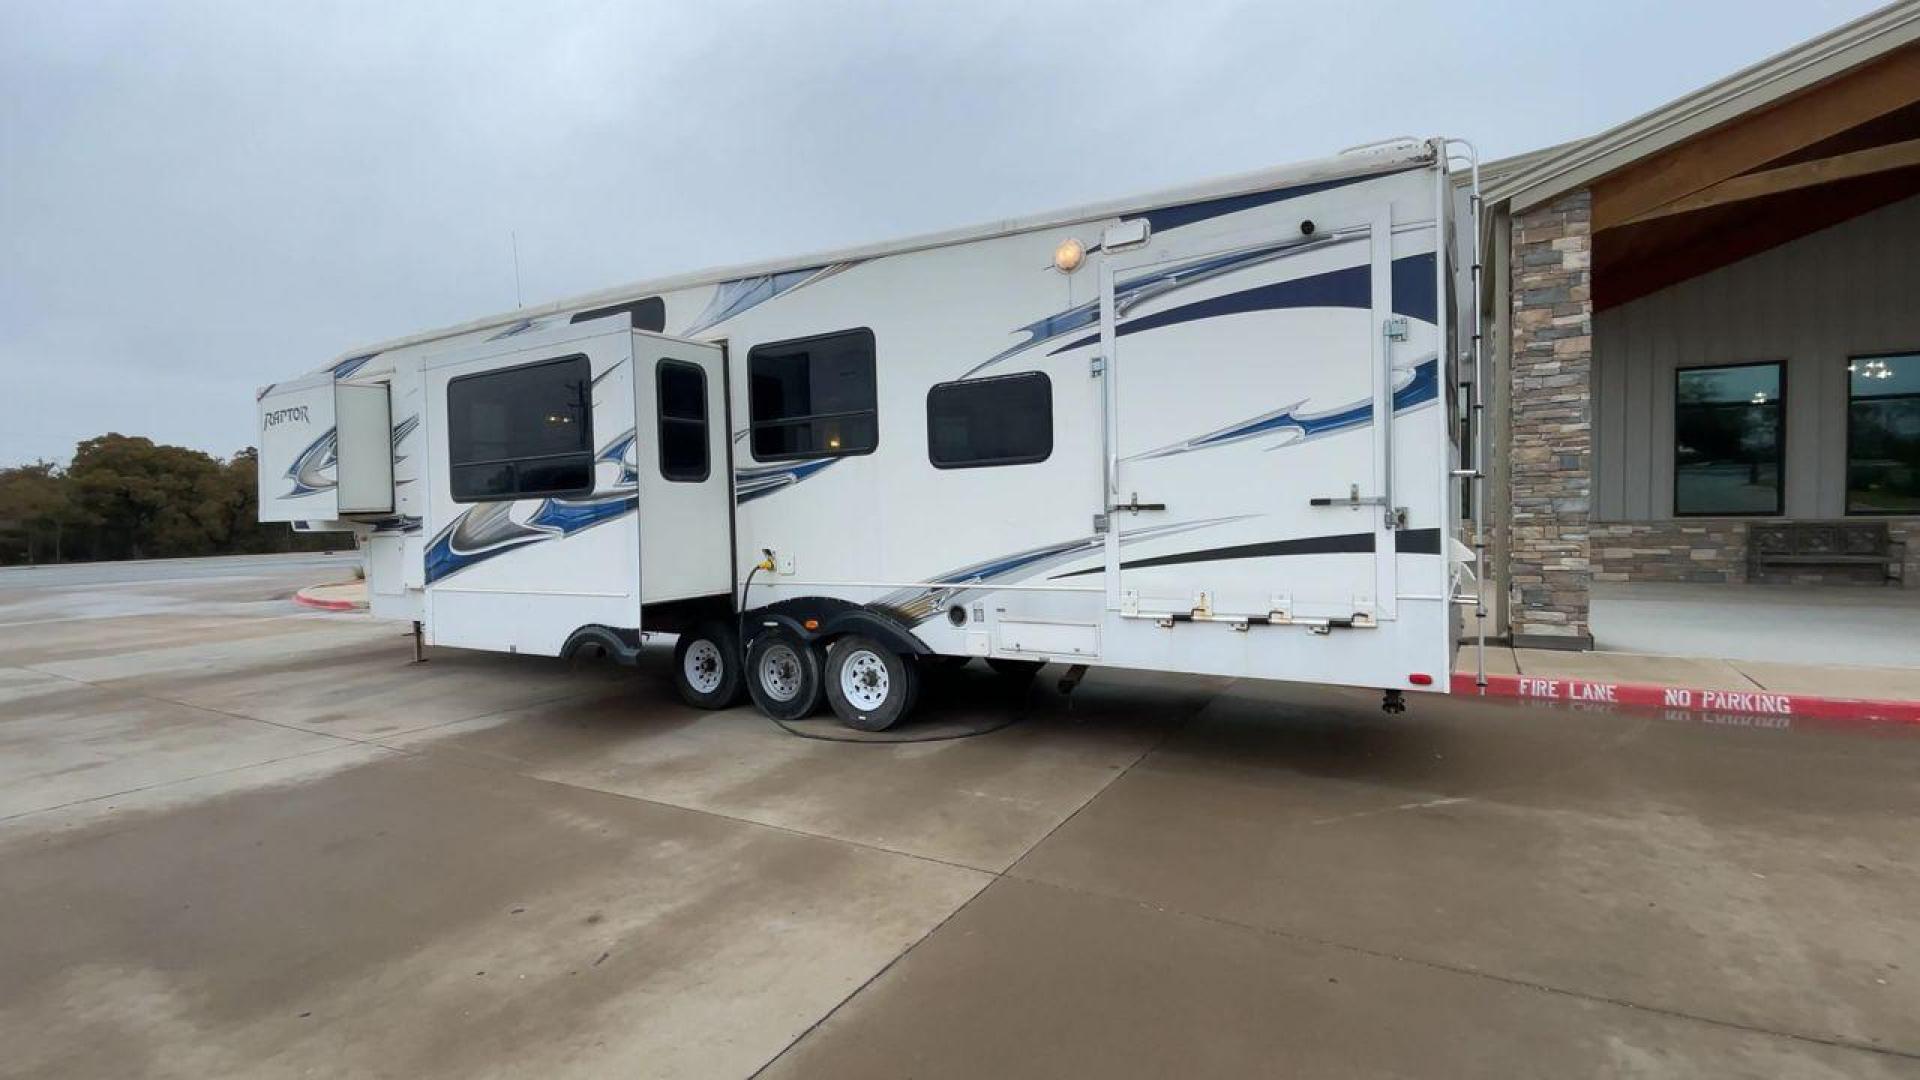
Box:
292, 588, 363, 612
1452, 671, 1920, 726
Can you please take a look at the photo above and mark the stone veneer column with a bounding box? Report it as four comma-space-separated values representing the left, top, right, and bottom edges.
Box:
1507, 191, 1594, 648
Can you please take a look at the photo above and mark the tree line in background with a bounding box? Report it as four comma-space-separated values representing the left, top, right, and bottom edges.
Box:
0, 434, 340, 565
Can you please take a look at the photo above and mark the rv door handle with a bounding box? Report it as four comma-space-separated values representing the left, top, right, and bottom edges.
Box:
1310, 483, 1388, 508
1109, 494, 1166, 513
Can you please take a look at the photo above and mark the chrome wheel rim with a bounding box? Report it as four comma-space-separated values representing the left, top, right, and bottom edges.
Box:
759, 642, 802, 702
683, 639, 724, 694
839, 649, 890, 712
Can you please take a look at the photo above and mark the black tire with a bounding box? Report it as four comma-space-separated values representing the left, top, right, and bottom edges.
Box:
985, 657, 1045, 681
746, 628, 825, 722
672, 620, 745, 709
824, 634, 920, 732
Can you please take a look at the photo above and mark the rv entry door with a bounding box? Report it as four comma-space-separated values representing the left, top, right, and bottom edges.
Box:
1099, 212, 1400, 627
632, 333, 732, 622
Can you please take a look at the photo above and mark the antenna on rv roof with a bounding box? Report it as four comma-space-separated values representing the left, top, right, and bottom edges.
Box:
510, 231, 524, 309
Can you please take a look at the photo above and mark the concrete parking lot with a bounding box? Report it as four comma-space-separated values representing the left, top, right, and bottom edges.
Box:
2, 555, 1917, 1078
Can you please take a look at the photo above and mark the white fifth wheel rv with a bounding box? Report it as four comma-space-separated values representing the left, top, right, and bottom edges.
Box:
257, 138, 1487, 730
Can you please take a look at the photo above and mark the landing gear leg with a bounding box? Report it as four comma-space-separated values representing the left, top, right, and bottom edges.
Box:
1381, 689, 1405, 715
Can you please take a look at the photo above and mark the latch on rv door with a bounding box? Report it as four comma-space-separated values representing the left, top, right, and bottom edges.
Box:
1309, 483, 1388, 509
1308, 484, 1406, 529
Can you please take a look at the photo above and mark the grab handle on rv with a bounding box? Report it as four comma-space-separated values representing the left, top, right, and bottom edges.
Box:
1108, 493, 1166, 514
1310, 483, 1388, 508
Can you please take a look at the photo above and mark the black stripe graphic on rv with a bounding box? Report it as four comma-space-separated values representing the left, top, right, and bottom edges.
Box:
1047, 528, 1442, 579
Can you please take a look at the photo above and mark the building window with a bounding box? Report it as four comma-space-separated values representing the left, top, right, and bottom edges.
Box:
656, 359, 710, 483
448, 354, 594, 502
1847, 352, 1920, 515
1673, 362, 1783, 516
927, 372, 1053, 468
748, 329, 878, 461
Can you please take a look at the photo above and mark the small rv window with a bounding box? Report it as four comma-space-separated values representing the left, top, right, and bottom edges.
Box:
927, 372, 1053, 469
657, 358, 709, 483
747, 329, 878, 461
447, 354, 595, 502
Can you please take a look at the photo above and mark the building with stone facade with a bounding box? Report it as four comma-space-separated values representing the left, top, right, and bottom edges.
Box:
1474, 2, 1920, 648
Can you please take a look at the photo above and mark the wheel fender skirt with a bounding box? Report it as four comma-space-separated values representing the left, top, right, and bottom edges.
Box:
561, 624, 642, 665
748, 607, 931, 656
817, 609, 932, 656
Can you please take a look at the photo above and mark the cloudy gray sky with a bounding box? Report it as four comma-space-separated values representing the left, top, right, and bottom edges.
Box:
0, 0, 1884, 465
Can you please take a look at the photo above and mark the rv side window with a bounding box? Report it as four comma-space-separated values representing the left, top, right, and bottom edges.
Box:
926, 372, 1053, 469
447, 354, 595, 502
747, 329, 878, 461
656, 358, 709, 483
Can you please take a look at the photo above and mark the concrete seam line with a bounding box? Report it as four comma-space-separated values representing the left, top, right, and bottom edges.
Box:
745, 875, 998, 1080
998, 679, 1225, 881
1001, 873, 1920, 1064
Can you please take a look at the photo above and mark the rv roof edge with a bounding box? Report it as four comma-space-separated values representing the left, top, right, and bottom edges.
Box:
314, 141, 1442, 371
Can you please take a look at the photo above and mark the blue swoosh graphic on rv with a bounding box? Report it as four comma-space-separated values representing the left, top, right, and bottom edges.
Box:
963, 239, 1340, 378
283, 427, 339, 497
871, 517, 1255, 624
736, 458, 838, 504
281, 413, 423, 499
683, 264, 855, 337
1125, 356, 1440, 461
1042, 253, 1438, 359
969, 248, 1436, 377
331, 353, 376, 380
423, 423, 642, 583
1133, 174, 1370, 234
423, 493, 638, 584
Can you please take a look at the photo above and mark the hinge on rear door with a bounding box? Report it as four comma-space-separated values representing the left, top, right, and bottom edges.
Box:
1089, 356, 1106, 377
1383, 316, 1409, 342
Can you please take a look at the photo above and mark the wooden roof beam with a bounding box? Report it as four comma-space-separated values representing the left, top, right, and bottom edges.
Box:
1618, 136, 1920, 226
1592, 43, 1920, 231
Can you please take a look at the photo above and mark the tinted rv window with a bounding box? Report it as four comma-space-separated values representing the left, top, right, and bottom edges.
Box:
747, 329, 877, 460
927, 373, 1053, 468
447, 354, 595, 502
657, 358, 709, 482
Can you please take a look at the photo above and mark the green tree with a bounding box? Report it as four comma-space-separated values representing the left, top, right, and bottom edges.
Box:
0, 461, 80, 563
66, 434, 227, 559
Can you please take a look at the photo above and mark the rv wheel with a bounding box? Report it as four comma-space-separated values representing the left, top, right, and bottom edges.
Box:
672, 620, 745, 709
825, 635, 920, 732
746, 628, 825, 722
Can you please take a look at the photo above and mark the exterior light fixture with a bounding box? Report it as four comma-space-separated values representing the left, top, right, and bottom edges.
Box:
1053, 238, 1085, 273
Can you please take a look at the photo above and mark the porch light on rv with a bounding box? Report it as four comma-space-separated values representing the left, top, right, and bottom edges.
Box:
1052, 238, 1084, 273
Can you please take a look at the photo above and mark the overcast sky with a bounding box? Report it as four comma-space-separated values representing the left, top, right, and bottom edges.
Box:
0, 0, 1886, 465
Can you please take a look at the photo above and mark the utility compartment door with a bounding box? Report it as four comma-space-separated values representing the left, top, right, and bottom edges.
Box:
633, 333, 732, 611
1101, 213, 1400, 625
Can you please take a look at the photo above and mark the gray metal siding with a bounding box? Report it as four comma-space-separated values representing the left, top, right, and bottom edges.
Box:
1592, 193, 1920, 521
